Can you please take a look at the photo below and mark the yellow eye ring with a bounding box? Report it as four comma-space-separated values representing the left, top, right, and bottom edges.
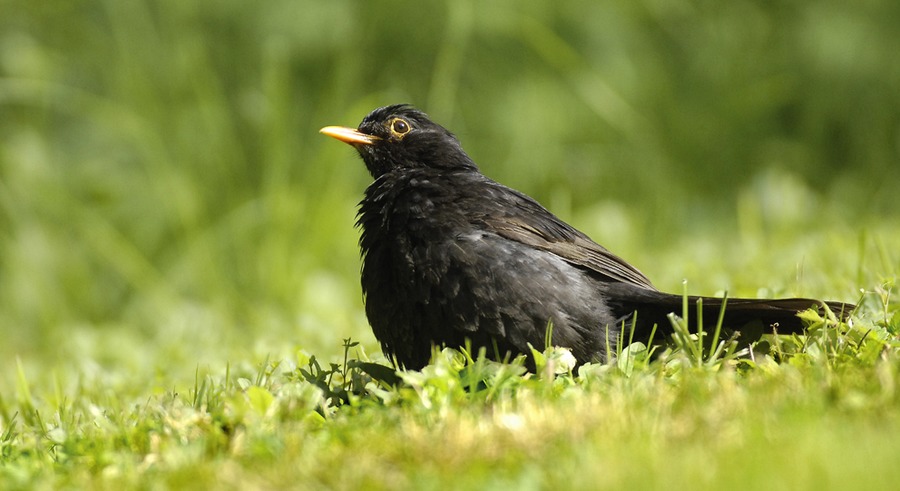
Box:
389, 118, 411, 137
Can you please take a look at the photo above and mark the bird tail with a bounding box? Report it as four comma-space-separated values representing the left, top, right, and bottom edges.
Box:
607, 283, 854, 337
680, 296, 853, 334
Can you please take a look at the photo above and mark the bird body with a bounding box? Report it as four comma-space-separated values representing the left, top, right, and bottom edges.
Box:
321, 105, 853, 369
358, 167, 624, 368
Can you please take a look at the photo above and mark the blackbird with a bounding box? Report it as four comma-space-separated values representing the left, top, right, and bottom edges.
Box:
320, 104, 854, 369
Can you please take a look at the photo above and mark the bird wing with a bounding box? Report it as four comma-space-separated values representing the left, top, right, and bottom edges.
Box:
479, 183, 658, 291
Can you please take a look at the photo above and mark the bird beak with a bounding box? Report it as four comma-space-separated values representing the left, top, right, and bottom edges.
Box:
319, 126, 379, 146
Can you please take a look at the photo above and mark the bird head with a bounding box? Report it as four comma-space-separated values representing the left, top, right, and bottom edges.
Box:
320, 104, 478, 178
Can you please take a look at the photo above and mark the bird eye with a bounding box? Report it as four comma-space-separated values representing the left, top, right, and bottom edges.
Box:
390, 118, 410, 137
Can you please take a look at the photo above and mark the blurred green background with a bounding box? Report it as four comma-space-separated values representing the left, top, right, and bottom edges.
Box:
2, 0, 898, 377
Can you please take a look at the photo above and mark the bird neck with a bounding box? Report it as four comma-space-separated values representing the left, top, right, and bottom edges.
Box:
356, 168, 480, 246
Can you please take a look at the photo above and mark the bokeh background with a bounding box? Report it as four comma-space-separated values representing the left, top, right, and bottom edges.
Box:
2, 0, 898, 378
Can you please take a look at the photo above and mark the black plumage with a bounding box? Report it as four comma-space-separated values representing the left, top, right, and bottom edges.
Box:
320, 104, 853, 369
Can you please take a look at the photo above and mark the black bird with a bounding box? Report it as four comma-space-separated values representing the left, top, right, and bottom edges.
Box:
320, 104, 853, 369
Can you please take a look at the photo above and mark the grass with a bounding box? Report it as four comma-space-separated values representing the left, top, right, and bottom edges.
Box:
2, 1, 900, 489
1, 293, 898, 490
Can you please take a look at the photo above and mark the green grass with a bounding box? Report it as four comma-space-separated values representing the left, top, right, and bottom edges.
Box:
2, 0, 900, 489
1, 297, 898, 490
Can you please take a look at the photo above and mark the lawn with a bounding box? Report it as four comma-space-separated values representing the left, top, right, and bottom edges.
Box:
1, 1, 899, 489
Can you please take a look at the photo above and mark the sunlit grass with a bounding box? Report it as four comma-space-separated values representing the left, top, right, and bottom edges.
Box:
1, 298, 898, 489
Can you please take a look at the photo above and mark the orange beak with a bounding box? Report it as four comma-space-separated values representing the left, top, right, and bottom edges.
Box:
319, 126, 380, 145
